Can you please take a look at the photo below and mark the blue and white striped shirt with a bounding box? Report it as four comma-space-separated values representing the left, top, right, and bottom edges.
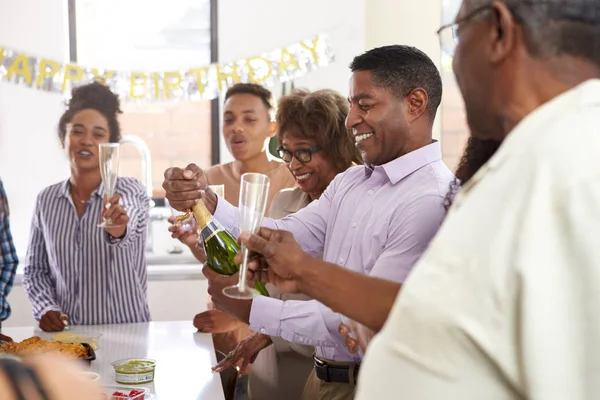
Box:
0, 178, 18, 323
23, 177, 151, 325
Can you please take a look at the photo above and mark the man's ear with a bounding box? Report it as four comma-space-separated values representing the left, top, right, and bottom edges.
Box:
269, 121, 277, 137
404, 88, 428, 123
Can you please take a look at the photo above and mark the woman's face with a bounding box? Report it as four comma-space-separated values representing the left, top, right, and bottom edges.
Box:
63, 109, 110, 172
280, 132, 338, 197
222, 93, 273, 161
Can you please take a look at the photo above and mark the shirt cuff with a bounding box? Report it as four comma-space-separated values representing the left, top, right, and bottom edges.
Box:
38, 305, 61, 321
104, 228, 129, 247
213, 196, 240, 237
249, 296, 284, 336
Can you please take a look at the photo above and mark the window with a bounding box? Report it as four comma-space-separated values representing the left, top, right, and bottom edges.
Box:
441, 0, 469, 171
69, 0, 218, 197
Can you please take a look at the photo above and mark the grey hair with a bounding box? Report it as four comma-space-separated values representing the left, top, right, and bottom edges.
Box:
467, 0, 600, 63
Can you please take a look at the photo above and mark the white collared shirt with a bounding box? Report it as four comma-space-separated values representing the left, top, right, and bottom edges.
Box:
357, 79, 600, 399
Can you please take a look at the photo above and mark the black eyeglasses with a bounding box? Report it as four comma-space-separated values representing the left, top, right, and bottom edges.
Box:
437, 4, 493, 56
276, 146, 322, 164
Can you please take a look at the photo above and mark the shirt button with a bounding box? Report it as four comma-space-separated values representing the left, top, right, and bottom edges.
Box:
352, 222, 357, 228
367, 190, 374, 195
260, 328, 267, 334
338, 257, 345, 264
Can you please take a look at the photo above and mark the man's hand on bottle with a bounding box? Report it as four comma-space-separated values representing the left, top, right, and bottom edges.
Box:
163, 163, 218, 214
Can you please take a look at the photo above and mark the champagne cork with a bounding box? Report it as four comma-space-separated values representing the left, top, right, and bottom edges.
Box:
192, 200, 212, 229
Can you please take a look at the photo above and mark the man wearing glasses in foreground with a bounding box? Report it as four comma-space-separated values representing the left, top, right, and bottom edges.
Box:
237, 0, 600, 398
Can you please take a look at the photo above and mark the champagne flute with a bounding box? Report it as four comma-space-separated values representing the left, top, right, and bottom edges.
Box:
97, 143, 122, 228
222, 173, 270, 299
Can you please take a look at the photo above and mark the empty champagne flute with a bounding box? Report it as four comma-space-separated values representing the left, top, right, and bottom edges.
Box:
97, 143, 122, 228
222, 173, 270, 299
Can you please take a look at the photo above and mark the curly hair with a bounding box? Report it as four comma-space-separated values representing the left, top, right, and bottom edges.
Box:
443, 137, 502, 211
58, 81, 123, 145
276, 89, 362, 173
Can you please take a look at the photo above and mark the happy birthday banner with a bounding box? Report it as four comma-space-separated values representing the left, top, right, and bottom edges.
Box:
0, 34, 334, 102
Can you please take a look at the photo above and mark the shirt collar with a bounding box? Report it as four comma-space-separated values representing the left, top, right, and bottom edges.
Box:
364, 141, 442, 184
56, 179, 105, 199
488, 79, 600, 172
458, 78, 600, 199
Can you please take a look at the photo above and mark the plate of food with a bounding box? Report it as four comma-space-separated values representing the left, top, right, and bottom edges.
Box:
51, 331, 102, 350
0, 336, 96, 365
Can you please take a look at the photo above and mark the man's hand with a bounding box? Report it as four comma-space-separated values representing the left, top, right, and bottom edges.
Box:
162, 163, 217, 213
338, 320, 375, 355
168, 216, 201, 248
39, 311, 68, 332
236, 228, 311, 294
212, 332, 272, 375
193, 310, 245, 333
0, 333, 13, 343
202, 266, 253, 324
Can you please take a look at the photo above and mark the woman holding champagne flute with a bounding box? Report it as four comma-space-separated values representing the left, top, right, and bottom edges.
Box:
23, 82, 151, 331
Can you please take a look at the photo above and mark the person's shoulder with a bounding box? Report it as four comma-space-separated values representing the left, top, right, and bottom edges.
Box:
271, 187, 305, 204
519, 101, 600, 188
205, 163, 233, 184
333, 164, 366, 184
38, 181, 67, 200
33, 180, 69, 211
268, 187, 308, 218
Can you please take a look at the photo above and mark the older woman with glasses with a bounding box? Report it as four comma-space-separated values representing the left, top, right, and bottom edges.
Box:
212, 88, 361, 400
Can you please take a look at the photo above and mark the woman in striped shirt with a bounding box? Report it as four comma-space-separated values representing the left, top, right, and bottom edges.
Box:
23, 82, 150, 331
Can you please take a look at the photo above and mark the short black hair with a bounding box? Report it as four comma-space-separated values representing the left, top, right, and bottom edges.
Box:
468, 0, 600, 64
58, 81, 123, 144
349, 45, 443, 120
224, 83, 273, 114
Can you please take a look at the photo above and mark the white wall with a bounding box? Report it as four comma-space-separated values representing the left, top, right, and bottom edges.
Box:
366, 0, 443, 141
218, 0, 367, 163
0, 0, 70, 256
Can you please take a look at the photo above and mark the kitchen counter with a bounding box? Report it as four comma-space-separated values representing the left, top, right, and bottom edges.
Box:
2, 321, 225, 400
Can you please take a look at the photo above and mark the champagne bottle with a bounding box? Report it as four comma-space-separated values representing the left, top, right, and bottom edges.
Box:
191, 200, 269, 297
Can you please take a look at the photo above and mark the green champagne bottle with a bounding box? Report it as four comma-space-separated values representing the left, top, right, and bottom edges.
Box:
192, 201, 269, 297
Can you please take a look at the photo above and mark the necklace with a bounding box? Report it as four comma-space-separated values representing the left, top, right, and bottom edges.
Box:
72, 191, 89, 204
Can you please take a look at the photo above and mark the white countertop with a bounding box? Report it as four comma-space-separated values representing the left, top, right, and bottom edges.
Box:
2, 321, 225, 400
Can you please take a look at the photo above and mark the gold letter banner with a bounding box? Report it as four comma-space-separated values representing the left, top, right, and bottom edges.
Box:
0, 34, 334, 102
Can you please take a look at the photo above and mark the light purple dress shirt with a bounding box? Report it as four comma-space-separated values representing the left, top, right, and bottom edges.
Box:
214, 142, 454, 362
